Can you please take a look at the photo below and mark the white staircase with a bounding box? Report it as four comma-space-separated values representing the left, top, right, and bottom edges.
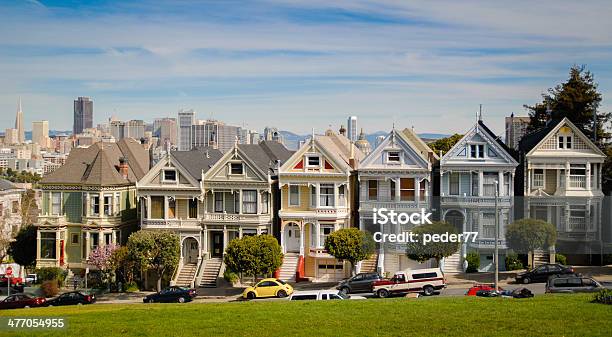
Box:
383, 254, 400, 275
199, 258, 222, 288
360, 254, 378, 273
278, 253, 299, 282
443, 253, 463, 273
533, 250, 550, 267
175, 263, 198, 287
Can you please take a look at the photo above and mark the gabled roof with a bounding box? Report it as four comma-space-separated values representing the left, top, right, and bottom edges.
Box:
518, 119, 562, 153
238, 141, 295, 174
401, 127, 439, 161
0, 179, 19, 191
519, 117, 605, 157
477, 120, 514, 157
41, 139, 150, 186
359, 128, 433, 170
171, 147, 224, 181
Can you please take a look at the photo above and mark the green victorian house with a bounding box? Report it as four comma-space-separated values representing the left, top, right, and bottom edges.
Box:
35, 139, 150, 274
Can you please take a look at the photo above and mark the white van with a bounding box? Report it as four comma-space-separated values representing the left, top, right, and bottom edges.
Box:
372, 268, 446, 297
288, 290, 366, 301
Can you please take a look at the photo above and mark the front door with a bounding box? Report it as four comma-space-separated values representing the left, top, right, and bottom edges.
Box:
285, 224, 300, 253
211, 232, 224, 258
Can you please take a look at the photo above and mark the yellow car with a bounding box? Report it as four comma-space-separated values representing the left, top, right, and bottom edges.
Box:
242, 278, 293, 299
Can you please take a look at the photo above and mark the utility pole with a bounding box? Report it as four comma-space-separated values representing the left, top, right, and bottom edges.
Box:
494, 180, 499, 292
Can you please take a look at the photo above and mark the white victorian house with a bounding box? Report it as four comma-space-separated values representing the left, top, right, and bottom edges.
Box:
358, 128, 438, 275
440, 119, 518, 273
517, 117, 606, 265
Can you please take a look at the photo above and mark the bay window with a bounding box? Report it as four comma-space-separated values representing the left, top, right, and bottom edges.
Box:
51, 192, 62, 215
40, 232, 56, 259
214, 192, 223, 212
400, 178, 414, 201
310, 186, 316, 208
449, 173, 459, 195
261, 193, 269, 214
103, 194, 113, 215
90, 195, 100, 216
289, 185, 300, 206
320, 225, 334, 247
242, 190, 257, 214
483, 173, 498, 196
338, 185, 346, 207
150, 196, 165, 219
188, 199, 198, 218
533, 169, 544, 188
419, 180, 426, 201
168, 198, 176, 218
319, 184, 335, 207
368, 180, 378, 201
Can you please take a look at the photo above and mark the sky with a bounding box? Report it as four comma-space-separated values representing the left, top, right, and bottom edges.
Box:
1, 0, 612, 136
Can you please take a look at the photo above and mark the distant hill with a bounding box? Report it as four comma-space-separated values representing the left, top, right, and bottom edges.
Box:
279, 130, 449, 150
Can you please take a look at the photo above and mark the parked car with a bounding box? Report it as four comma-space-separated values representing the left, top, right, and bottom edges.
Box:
289, 290, 366, 301
466, 284, 504, 296
25, 274, 38, 284
0, 294, 46, 309
143, 286, 197, 303
336, 272, 382, 294
46, 291, 96, 306
515, 264, 575, 284
242, 278, 293, 300
545, 275, 611, 293
372, 268, 446, 298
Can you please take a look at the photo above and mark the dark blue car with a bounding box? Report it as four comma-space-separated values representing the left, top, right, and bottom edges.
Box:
143, 286, 197, 303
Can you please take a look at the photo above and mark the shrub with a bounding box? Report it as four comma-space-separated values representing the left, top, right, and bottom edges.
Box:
593, 289, 612, 305
555, 254, 568, 265
40, 280, 59, 297
36, 267, 66, 286
505, 253, 524, 271
123, 281, 139, 293
223, 269, 239, 284
465, 252, 480, 273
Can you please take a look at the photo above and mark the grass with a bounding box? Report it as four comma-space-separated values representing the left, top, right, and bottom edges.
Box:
0, 294, 610, 336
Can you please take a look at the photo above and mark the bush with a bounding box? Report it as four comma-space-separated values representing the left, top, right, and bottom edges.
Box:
505, 253, 524, 271
40, 280, 59, 297
593, 289, 612, 305
223, 269, 239, 284
555, 254, 568, 265
36, 267, 66, 286
123, 281, 139, 293
465, 252, 480, 273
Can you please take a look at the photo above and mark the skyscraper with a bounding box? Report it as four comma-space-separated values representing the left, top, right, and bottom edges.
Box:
15, 98, 24, 144
32, 120, 49, 148
505, 114, 531, 150
178, 109, 195, 151
153, 118, 177, 145
73, 97, 93, 135
347, 116, 357, 142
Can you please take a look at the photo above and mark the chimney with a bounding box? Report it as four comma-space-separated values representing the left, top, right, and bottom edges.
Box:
119, 157, 129, 179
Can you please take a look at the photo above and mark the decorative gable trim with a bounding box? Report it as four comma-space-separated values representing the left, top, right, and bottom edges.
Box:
203, 146, 269, 182
280, 137, 350, 175
136, 153, 200, 188
441, 123, 518, 166
359, 129, 430, 170
527, 117, 605, 157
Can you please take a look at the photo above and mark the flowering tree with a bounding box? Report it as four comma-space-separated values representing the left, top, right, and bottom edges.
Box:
88, 244, 119, 285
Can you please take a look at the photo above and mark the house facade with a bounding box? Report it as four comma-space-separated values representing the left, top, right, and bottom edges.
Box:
0, 179, 25, 242
136, 141, 292, 287
440, 120, 518, 272
35, 139, 149, 273
358, 128, 438, 275
516, 117, 606, 265
278, 130, 363, 282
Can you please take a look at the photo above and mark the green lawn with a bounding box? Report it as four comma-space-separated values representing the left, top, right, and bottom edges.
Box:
0, 294, 609, 336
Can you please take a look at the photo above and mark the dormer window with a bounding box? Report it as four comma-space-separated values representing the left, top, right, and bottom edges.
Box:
163, 169, 177, 182
558, 135, 572, 149
387, 151, 401, 163
230, 163, 244, 175
470, 144, 485, 158
306, 155, 320, 167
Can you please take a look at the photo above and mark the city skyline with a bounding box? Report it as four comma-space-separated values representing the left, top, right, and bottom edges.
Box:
1, 1, 612, 136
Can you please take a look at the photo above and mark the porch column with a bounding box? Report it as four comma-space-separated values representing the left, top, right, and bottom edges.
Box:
238, 190, 242, 214
36, 230, 41, 260
586, 161, 591, 190
164, 196, 169, 220
299, 223, 305, 256
179, 238, 184, 265
415, 178, 420, 204
478, 171, 483, 196
112, 231, 117, 245
223, 225, 228, 254
85, 232, 90, 260
333, 183, 338, 207
55, 231, 61, 264
146, 196, 151, 219
565, 161, 570, 190
238, 227, 243, 238
510, 172, 515, 196
280, 223, 286, 253
315, 183, 320, 208
315, 221, 321, 248
202, 228, 209, 258
498, 171, 504, 196
395, 178, 400, 202
256, 190, 261, 215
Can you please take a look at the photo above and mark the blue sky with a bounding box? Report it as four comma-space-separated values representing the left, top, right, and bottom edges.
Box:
1, 0, 611, 135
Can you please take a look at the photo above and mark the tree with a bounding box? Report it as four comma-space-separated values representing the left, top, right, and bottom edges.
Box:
20, 189, 39, 227
405, 222, 460, 264
505, 218, 557, 268
127, 230, 180, 291
428, 134, 463, 156
88, 244, 119, 286
224, 235, 283, 281
0, 236, 10, 264
8, 225, 37, 267
324, 228, 375, 276
110, 246, 136, 285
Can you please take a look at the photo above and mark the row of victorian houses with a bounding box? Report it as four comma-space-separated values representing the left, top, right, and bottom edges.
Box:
33, 117, 609, 287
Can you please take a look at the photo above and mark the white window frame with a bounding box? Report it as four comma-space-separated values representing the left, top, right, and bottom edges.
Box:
289, 185, 300, 206
306, 155, 321, 168
533, 169, 545, 188
320, 225, 334, 247
229, 162, 244, 175
386, 151, 401, 164
162, 168, 177, 183
469, 144, 485, 158
319, 184, 335, 207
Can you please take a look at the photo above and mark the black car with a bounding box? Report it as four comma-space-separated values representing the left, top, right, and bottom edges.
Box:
515, 263, 575, 284
46, 291, 96, 306
143, 286, 197, 303
336, 272, 382, 294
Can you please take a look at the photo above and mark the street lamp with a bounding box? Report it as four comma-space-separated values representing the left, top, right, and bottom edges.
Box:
494, 180, 499, 292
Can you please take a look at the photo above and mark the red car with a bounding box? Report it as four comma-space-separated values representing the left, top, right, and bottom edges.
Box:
465, 284, 504, 296
0, 294, 46, 309
0, 276, 24, 285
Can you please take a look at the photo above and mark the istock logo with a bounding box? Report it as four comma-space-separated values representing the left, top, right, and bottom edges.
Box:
373, 208, 433, 225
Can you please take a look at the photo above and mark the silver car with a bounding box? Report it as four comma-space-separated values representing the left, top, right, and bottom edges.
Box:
546, 275, 611, 293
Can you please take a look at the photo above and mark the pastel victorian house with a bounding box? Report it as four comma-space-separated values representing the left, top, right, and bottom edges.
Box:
137, 141, 292, 288
516, 117, 606, 265
0, 179, 25, 244
35, 139, 149, 276
358, 128, 438, 275
136, 146, 223, 287
278, 130, 364, 282
439, 119, 518, 272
